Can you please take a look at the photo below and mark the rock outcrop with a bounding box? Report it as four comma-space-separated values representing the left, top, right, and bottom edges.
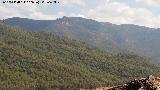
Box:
80, 75, 160, 90
107, 75, 160, 90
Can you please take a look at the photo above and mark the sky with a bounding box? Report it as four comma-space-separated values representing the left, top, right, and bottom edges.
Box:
1, 0, 160, 28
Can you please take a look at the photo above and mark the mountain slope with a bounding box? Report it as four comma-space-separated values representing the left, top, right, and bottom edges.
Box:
3, 17, 123, 54
3, 17, 54, 31
0, 23, 160, 89
3, 17, 160, 61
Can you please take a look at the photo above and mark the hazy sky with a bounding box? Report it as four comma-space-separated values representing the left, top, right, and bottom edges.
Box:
1, 0, 160, 28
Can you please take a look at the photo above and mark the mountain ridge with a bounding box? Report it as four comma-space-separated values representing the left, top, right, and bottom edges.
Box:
1, 16, 159, 29
2, 16, 160, 62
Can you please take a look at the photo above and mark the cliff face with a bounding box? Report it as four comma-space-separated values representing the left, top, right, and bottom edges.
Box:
107, 75, 160, 90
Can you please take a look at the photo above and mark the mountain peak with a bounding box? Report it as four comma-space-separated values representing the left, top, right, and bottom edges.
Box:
56, 16, 72, 25
62, 16, 68, 19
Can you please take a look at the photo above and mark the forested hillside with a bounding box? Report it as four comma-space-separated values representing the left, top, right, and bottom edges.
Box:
4, 17, 160, 61
0, 23, 160, 90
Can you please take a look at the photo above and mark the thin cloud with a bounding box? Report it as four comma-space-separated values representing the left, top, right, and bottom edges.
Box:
83, 0, 160, 28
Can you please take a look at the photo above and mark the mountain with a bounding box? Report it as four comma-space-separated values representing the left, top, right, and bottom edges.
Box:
3, 17, 125, 54
3, 17, 160, 62
1, 23, 160, 89
3, 17, 54, 31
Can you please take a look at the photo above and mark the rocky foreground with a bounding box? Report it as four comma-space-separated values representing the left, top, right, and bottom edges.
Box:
81, 75, 160, 90
107, 75, 160, 90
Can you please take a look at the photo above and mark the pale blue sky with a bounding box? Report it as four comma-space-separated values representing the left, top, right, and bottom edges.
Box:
1, 0, 160, 28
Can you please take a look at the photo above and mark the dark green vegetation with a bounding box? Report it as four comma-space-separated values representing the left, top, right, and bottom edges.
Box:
0, 23, 160, 90
4, 17, 160, 62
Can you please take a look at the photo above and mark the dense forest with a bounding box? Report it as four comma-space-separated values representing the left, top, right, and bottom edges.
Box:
0, 23, 160, 90
4, 17, 160, 61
